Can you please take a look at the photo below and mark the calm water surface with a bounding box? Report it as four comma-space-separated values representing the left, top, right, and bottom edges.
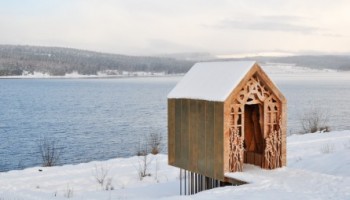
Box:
0, 75, 349, 171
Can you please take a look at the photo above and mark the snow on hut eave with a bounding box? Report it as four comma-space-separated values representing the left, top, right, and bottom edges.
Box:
167, 61, 257, 102
167, 97, 225, 102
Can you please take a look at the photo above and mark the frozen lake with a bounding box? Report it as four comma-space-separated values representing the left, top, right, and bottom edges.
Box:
0, 65, 350, 171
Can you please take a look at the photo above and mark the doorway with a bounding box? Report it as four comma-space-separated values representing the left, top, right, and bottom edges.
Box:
244, 104, 264, 165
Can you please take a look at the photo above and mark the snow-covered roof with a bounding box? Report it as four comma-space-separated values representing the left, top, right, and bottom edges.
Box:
167, 61, 256, 101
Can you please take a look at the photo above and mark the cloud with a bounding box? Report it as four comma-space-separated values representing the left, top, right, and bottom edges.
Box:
0, 0, 349, 55
217, 15, 320, 34
320, 33, 345, 38
146, 39, 200, 54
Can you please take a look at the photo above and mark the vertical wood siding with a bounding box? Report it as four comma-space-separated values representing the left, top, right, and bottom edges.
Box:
168, 99, 224, 181
168, 99, 175, 165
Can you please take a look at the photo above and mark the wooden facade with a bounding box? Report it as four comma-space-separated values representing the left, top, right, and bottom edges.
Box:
168, 99, 225, 180
168, 62, 287, 193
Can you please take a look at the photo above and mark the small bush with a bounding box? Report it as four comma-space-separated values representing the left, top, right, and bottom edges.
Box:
92, 164, 110, 189
136, 141, 148, 157
299, 107, 330, 134
38, 137, 62, 167
136, 142, 152, 180
148, 132, 163, 155
135, 131, 164, 180
64, 185, 74, 198
319, 126, 331, 133
136, 131, 163, 156
105, 177, 114, 191
343, 140, 350, 149
320, 143, 335, 154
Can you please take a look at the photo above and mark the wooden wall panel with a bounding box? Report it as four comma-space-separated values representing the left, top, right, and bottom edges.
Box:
180, 99, 189, 169
197, 100, 206, 175
205, 102, 215, 178
168, 99, 175, 165
214, 102, 224, 180
189, 100, 198, 172
169, 99, 226, 181
174, 100, 182, 167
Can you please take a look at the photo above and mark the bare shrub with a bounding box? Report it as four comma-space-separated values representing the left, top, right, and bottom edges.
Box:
63, 185, 74, 199
135, 131, 163, 180
63, 184, 74, 198
154, 156, 161, 182
136, 141, 152, 180
38, 137, 62, 167
148, 132, 163, 155
320, 143, 335, 154
92, 164, 110, 189
105, 177, 114, 191
17, 160, 24, 170
136, 140, 148, 157
299, 107, 330, 134
136, 131, 163, 155
343, 140, 350, 149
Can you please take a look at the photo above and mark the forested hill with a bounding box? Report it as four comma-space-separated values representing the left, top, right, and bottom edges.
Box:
1, 45, 349, 76
0, 45, 195, 76
232, 55, 350, 71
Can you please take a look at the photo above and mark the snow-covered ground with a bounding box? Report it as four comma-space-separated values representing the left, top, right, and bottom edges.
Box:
1, 130, 349, 199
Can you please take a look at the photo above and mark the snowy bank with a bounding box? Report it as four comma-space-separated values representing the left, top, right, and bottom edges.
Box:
1, 131, 350, 199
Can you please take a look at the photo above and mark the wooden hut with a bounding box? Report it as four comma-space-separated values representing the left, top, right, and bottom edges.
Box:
167, 61, 287, 194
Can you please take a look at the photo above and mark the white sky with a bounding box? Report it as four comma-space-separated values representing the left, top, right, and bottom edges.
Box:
1, 0, 350, 56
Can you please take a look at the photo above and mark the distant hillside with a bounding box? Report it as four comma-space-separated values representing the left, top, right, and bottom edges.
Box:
0, 45, 195, 76
220, 55, 350, 71
154, 53, 350, 71
272, 55, 350, 71
1, 45, 349, 76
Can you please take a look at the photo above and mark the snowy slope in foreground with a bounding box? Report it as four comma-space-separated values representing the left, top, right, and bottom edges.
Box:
1, 131, 350, 200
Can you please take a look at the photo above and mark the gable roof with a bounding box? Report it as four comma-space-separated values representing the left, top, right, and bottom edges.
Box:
167, 61, 256, 101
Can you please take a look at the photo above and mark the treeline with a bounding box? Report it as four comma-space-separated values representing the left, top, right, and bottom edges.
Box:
0, 45, 195, 76
224, 55, 350, 71
271, 55, 350, 71
1, 45, 349, 76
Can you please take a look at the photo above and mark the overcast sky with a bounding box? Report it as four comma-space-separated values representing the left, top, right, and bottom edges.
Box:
1, 0, 349, 56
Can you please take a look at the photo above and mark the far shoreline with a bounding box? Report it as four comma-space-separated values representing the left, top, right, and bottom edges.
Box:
0, 74, 184, 80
